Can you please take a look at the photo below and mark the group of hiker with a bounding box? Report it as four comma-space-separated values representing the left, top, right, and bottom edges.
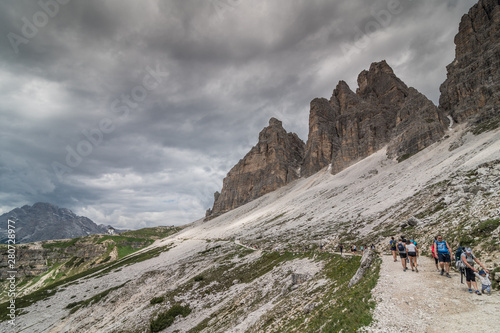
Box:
337, 243, 375, 255
389, 236, 420, 272
389, 235, 492, 295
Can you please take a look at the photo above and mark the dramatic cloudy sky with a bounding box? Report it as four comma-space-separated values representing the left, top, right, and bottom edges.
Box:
0, 0, 477, 229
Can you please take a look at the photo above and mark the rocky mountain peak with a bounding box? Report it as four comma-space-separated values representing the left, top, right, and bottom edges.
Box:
0, 202, 109, 243
302, 61, 446, 176
206, 118, 305, 220
258, 117, 286, 145
331, 81, 359, 112
439, 0, 500, 122
268, 117, 283, 127
357, 60, 409, 106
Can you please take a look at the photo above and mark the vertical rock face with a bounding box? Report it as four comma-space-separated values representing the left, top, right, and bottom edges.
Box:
302, 61, 447, 176
301, 97, 338, 177
439, 0, 500, 122
206, 118, 305, 219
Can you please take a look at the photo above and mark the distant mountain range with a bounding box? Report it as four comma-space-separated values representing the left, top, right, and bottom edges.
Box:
0, 202, 119, 244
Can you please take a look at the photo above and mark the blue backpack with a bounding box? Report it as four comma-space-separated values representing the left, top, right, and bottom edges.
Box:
436, 241, 448, 254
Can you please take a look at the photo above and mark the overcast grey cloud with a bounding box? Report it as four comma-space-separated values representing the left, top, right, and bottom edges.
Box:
0, 0, 477, 229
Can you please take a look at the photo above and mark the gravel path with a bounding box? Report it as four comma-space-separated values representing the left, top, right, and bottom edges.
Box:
362, 255, 500, 332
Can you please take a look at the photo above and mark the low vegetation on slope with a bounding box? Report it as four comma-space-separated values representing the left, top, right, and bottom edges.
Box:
255, 252, 381, 332
0, 226, 181, 319
0, 242, 174, 322
115, 242, 382, 333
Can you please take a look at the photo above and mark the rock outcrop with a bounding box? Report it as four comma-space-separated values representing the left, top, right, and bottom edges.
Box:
348, 248, 377, 288
206, 118, 305, 220
302, 61, 447, 176
0, 241, 108, 279
0, 202, 111, 244
439, 0, 500, 122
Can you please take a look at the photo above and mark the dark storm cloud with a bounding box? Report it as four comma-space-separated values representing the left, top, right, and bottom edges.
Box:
0, 0, 478, 228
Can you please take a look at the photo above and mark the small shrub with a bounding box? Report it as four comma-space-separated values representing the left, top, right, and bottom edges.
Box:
150, 296, 164, 305
193, 275, 204, 282
474, 219, 500, 235
457, 234, 475, 247
397, 152, 416, 163
41, 238, 80, 249
471, 114, 500, 135
491, 267, 500, 290
198, 245, 222, 255
66, 301, 79, 309
150, 304, 191, 332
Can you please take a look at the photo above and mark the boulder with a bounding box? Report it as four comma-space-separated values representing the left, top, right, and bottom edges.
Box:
348, 248, 377, 288
291, 273, 310, 286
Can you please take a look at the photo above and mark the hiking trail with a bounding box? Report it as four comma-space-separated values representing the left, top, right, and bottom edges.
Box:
361, 255, 500, 332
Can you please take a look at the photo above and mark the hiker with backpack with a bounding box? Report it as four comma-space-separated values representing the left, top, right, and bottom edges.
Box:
430, 236, 440, 272
461, 247, 489, 295
397, 239, 408, 271
406, 240, 419, 272
435, 235, 453, 278
390, 237, 398, 262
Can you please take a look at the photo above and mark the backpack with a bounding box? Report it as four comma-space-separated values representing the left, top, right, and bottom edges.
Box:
397, 242, 405, 253
455, 247, 467, 283
455, 247, 467, 268
436, 241, 448, 254
430, 243, 436, 257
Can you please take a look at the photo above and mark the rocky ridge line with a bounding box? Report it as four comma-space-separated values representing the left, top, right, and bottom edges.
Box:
208, 61, 448, 218
207, 0, 499, 220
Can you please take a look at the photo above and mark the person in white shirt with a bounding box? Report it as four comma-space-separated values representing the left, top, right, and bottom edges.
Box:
475, 270, 491, 295
405, 240, 419, 272
461, 247, 489, 295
